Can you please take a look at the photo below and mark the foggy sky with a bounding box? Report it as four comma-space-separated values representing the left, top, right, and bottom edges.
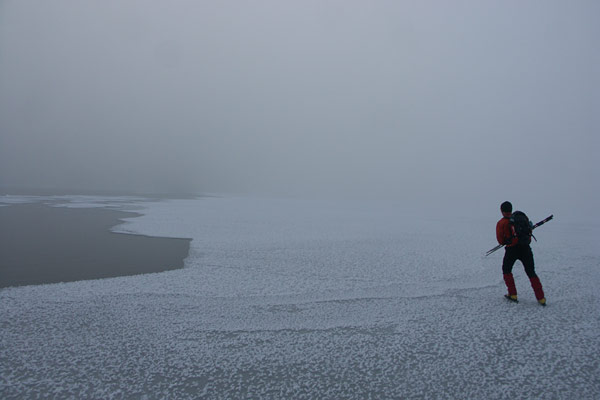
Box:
1, 1, 598, 218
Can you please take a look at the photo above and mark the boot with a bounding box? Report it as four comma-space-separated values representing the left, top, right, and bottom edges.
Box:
504, 294, 519, 303
538, 298, 547, 306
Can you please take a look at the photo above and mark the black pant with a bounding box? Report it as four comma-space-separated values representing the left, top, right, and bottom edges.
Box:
502, 244, 537, 278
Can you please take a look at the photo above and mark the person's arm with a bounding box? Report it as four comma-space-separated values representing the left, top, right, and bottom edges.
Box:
496, 219, 514, 245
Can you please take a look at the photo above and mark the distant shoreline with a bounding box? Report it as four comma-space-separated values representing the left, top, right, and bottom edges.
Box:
0, 202, 191, 288
0, 186, 201, 199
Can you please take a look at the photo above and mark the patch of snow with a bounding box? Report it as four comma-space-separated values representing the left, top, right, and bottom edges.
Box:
1, 195, 599, 399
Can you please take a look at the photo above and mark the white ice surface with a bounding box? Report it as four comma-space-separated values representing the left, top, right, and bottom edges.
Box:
1, 196, 599, 399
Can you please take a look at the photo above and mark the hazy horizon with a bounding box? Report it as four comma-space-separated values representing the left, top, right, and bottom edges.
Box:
1, 1, 598, 219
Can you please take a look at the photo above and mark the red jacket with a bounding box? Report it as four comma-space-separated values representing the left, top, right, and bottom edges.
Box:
496, 217, 518, 247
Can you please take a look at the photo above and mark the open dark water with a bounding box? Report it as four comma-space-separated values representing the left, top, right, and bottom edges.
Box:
0, 203, 191, 288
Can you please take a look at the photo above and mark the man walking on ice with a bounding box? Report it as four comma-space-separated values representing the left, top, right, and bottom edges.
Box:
496, 201, 547, 306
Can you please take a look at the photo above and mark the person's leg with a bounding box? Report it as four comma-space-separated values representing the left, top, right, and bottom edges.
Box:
502, 248, 518, 296
522, 246, 545, 301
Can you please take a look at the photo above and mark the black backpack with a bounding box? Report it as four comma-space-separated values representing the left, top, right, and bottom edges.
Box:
510, 211, 533, 245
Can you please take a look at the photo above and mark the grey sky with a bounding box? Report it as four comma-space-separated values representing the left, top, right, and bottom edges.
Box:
1, 1, 598, 218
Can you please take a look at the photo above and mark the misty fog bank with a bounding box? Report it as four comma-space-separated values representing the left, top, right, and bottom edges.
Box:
1, 1, 598, 220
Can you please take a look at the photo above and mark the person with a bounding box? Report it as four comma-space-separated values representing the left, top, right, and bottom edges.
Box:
496, 201, 546, 306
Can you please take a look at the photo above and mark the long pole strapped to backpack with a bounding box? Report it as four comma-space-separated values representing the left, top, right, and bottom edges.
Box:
485, 215, 554, 257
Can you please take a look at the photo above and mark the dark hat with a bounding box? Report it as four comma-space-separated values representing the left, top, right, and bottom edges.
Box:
501, 201, 512, 213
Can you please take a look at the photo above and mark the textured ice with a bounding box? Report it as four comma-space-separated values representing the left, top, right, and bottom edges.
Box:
1, 195, 599, 399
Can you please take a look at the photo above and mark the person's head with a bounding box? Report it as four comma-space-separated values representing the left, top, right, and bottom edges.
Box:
501, 201, 512, 217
